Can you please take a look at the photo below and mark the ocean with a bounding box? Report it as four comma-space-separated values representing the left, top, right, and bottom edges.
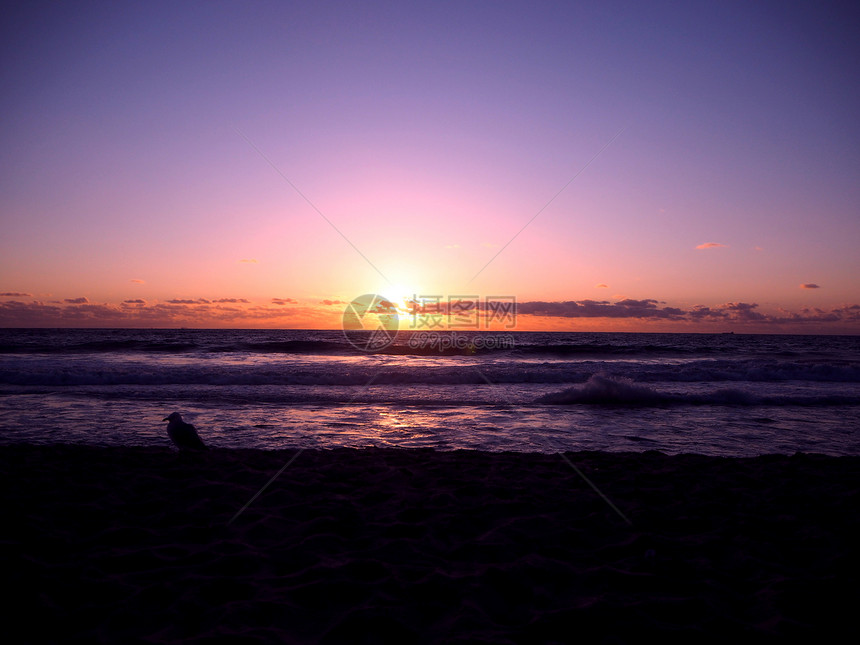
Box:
1, 328, 858, 456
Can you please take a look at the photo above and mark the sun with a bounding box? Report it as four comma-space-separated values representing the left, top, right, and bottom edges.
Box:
378, 282, 426, 314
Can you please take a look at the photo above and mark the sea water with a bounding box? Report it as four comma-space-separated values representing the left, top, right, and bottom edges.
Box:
1, 329, 858, 456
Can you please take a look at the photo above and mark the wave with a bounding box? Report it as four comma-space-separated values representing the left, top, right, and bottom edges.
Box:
0, 339, 201, 354
645, 359, 860, 383
223, 340, 352, 354
512, 342, 713, 357
535, 374, 860, 406
2, 330, 859, 363
0, 338, 354, 356
2, 361, 859, 408
3, 356, 860, 387
0, 337, 508, 357
535, 374, 668, 405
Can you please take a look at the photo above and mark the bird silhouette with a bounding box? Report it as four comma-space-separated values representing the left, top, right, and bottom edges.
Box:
163, 412, 208, 451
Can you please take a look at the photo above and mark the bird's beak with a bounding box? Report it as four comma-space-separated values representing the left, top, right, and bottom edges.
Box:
163, 416, 170, 422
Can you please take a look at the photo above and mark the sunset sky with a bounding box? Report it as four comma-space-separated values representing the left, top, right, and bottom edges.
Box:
2, 1, 858, 332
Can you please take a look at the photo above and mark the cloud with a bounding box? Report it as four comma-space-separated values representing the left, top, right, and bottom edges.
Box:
444, 244, 460, 250
0, 300, 126, 324
516, 299, 686, 320
1, 292, 858, 330
0, 292, 32, 297
130, 279, 145, 284
696, 242, 727, 249
595, 284, 608, 289
0, 296, 334, 328
800, 283, 821, 289
513, 299, 860, 326
365, 299, 398, 314
239, 259, 258, 264
713, 301, 767, 321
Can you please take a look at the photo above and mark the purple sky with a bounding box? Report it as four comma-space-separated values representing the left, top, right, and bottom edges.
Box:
2, 1, 858, 330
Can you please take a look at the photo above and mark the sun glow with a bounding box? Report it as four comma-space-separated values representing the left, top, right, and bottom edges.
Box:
377, 282, 427, 315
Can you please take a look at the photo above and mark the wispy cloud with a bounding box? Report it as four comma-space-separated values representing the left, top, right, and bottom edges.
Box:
444, 244, 460, 250
213, 298, 250, 303
320, 299, 345, 306
122, 299, 146, 305
239, 259, 258, 264
271, 297, 298, 306
0, 292, 32, 297
130, 279, 145, 284
800, 283, 821, 289
696, 242, 727, 250
595, 283, 609, 288
167, 298, 210, 305
64, 297, 89, 304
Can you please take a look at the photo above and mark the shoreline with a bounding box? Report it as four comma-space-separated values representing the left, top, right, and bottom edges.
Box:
3, 444, 857, 642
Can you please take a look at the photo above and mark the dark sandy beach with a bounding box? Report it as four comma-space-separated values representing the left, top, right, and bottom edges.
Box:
2, 444, 857, 643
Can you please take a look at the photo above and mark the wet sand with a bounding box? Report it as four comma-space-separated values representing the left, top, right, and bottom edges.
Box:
2, 444, 857, 643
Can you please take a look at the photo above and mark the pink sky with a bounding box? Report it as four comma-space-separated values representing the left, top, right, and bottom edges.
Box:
2, 2, 858, 332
